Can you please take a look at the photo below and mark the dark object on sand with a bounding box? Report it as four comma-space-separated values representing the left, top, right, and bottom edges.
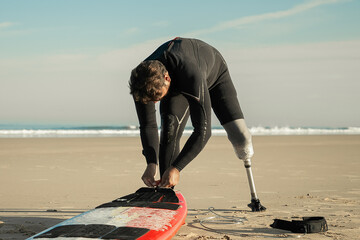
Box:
271, 216, 328, 233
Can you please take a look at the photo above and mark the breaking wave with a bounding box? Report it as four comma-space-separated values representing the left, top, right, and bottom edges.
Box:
0, 126, 359, 138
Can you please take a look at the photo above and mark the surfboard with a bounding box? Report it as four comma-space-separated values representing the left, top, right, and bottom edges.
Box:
27, 187, 187, 240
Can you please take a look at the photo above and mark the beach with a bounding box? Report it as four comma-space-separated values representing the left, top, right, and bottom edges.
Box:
0, 135, 359, 239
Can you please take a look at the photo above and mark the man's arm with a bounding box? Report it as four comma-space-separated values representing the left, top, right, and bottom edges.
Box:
158, 84, 212, 188
134, 101, 159, 165
134, 100, 161, 187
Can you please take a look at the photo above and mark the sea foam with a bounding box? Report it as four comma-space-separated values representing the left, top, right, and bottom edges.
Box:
0, 126, 359, 138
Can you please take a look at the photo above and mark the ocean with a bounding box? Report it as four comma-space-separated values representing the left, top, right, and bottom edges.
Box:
0, 125, 359, 138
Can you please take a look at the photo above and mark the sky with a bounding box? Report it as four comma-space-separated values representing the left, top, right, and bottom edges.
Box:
1, 0, 359, 128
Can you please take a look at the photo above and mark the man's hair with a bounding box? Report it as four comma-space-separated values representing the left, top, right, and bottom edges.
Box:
129, 60, 167, 104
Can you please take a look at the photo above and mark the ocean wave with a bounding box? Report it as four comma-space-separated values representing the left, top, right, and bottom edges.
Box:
0, 129, 140, 138
249, 126, 360, 135
0, 126, 359, 138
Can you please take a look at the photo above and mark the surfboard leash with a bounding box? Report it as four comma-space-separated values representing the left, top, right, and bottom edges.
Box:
197, 207, 248, 226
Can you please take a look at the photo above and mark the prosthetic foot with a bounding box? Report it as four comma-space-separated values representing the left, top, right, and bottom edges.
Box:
248, 198, 266, 212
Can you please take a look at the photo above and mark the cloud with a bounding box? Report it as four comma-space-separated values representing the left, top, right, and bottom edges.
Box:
186, 0, 350, 36
0, 37, 170, 125
0, 22, 37, 37
1, 38, 359, 126
96, 37, 169, 70
218, 40, 360, 88
152, 21, 170, 27
124, 27, 140, 35
0, 37, 167, 74
0, 22, 16, 30
216, 39, 360, 127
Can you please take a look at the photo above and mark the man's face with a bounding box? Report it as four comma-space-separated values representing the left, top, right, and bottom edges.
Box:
153, 72, 171, 103
154, 84, 170, 103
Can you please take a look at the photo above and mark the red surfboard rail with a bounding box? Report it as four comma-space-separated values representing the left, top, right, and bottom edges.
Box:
137, 190, 187, 240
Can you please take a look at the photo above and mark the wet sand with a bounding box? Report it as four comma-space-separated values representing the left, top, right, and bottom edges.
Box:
1, 135, 359, 239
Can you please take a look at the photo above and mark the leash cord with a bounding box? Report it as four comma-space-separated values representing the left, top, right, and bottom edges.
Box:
198, 207, 247, 225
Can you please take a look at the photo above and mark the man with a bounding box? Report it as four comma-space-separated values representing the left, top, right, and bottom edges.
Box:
129, 38, 264, 211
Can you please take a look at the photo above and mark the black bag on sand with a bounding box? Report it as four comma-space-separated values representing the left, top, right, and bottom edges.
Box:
271, 216, 328, 233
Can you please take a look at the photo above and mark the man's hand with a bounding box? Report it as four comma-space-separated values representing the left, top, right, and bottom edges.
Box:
159, 167, 180, 188
141, 163, 159, 187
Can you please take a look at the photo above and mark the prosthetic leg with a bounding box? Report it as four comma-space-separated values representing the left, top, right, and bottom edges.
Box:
223, 119, 266, 212
243, 158, 266, 211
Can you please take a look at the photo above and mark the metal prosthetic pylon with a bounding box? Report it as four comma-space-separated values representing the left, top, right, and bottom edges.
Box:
243, 159, 266, 212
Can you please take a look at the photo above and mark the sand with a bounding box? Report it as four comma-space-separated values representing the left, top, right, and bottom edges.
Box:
0, 135, 359, 239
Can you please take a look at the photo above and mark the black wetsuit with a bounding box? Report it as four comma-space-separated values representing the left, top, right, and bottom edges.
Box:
134, 37, 244, 175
